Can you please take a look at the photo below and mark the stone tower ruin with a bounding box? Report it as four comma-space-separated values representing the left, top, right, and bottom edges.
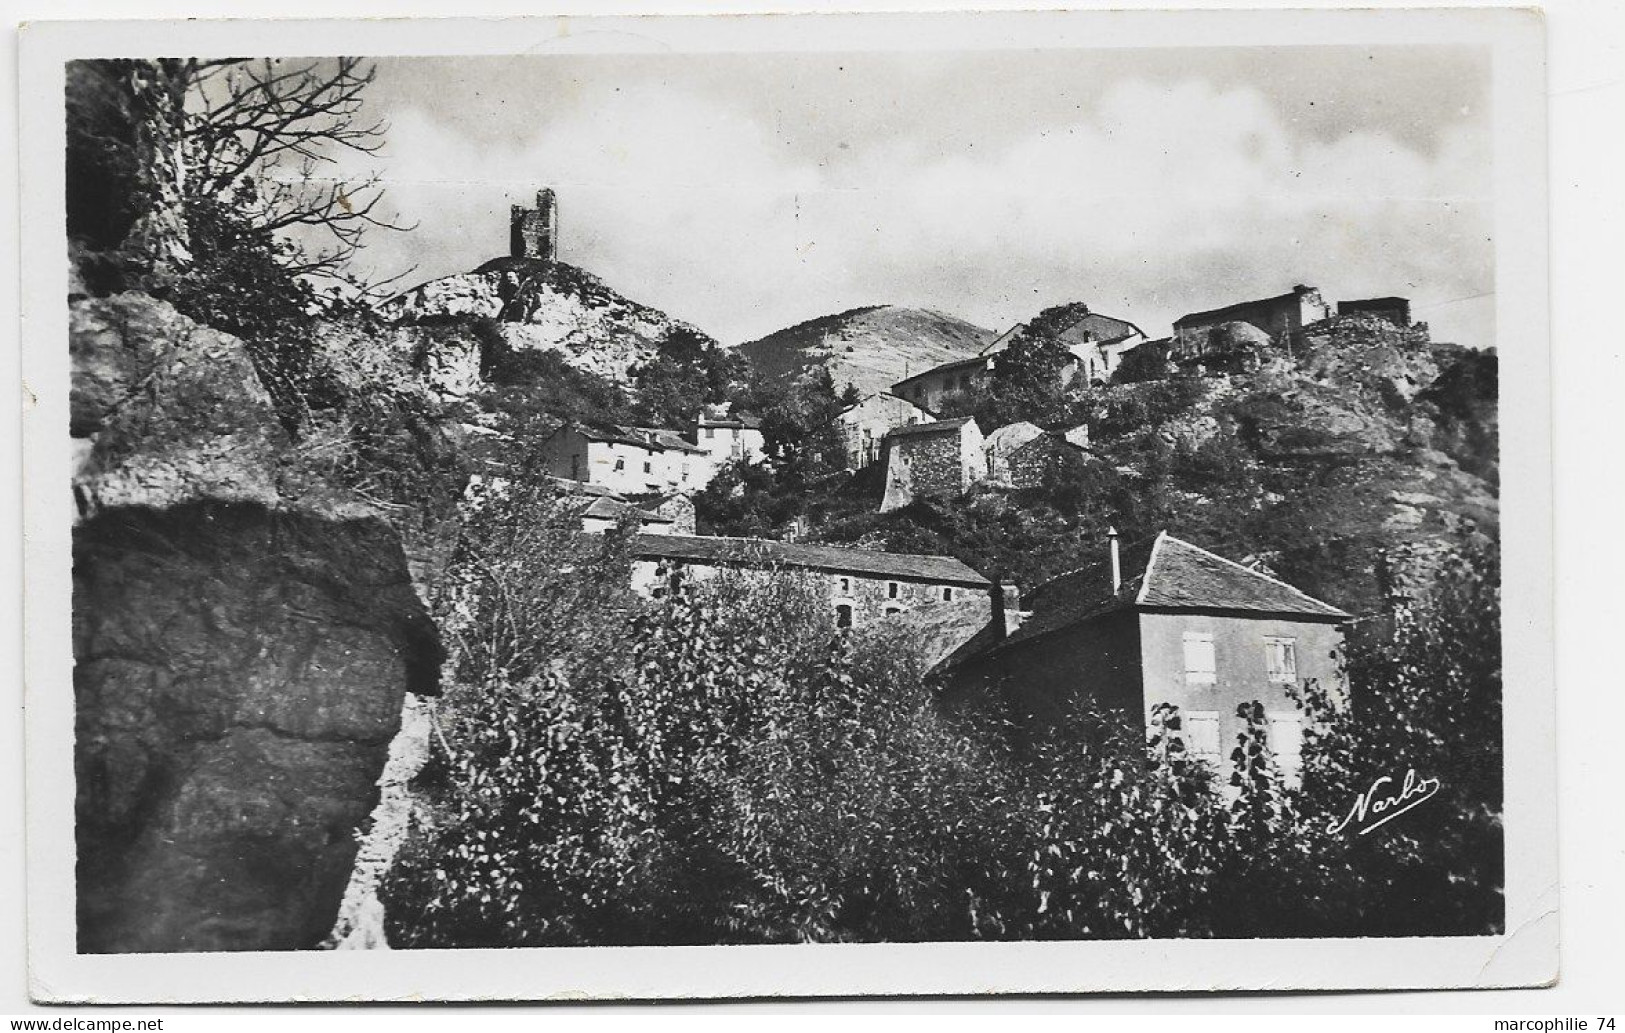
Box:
510, 188, 558, 262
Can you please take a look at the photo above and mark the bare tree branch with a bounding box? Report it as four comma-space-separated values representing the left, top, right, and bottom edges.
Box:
178, 56, 413, 286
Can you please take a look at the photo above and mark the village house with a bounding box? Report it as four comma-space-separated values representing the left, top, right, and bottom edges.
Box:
625, 533, 995, 630
891, 306, 1145, 415
833, 392, 934, 469
564, 493, 677, 536
879, 417, 986, 512
692, 404, 766, 466
941, 530, 1350, 782
891, 354, 994, 417
1336, 296, 1413, 326
982, 421, 1090, 489
539, 422, 715, 496
1172, 284, 1332, 361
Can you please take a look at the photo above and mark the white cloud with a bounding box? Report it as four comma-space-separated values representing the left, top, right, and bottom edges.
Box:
338, 71, 1495, 349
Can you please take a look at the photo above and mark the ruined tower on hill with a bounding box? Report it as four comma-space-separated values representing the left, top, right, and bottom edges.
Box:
510, 188, 558, 262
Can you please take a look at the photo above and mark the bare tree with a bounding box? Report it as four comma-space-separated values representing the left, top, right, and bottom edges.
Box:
180, 57, 413, 286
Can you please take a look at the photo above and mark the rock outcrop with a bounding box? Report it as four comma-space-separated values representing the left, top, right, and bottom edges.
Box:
71, 293, 444, 953
383, 257, 701, 386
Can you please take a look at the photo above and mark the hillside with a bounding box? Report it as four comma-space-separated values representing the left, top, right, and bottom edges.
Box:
736, 305, 994, 397
769, 313, 1499, 617
383, 256, 706, 386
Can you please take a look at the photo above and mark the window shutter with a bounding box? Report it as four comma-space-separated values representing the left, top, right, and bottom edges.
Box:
1268, 713, 1305, 779
1184, 712, 1221, 762
1265, 637, 1298, 682
1183, 632, 1217, 685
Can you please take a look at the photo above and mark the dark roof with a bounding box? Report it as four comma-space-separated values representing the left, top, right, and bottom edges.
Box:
572, 497, 673, 523
985, 309, 1144, 354
1173, 286, 1317, 329
1137, 534, 1349, 618
893, 354, 991, 388
1339, 296, 1409, 306
628, 533, 991, 586
884, 416, 974, 440
971, 531, 1348, 658
568, 423, 706, 454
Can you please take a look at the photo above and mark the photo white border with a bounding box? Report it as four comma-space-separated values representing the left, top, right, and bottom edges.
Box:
18, 8, 1555, 1003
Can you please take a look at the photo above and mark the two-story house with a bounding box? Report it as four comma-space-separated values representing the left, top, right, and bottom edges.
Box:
693, 405, 766, 466
891, 306, 1144, 415
942, 531, 1350, 781
540, 422, 715, 496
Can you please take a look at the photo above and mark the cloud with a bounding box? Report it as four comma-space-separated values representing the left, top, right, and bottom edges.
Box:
337, 63, 1495, 350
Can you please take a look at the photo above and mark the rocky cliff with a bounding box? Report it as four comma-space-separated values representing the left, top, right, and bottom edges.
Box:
71, 292, 446, 952
736, 305, 994, 398
382, 256, 704, 388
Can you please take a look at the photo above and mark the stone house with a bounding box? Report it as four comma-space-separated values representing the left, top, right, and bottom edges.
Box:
625, 490, 697, 534
890, 354, 992, 417
568, 494, 677, 536
982, 421, 1089, 489
693, 404, 766, 466
984, 308, 1147, 384
833, 392, 934, 469
880, 417, 986, 512
1172, 284, 1332, 361
891, 306, 1144, 414
1337, 296, 1412, 326
942, 531, 1350, 782
626, 533, 994, 631
540, 422, 715, 496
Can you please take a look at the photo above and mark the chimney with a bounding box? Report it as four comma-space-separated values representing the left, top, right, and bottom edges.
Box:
990, 583, 1023, 639
1108, 526, 1121, 593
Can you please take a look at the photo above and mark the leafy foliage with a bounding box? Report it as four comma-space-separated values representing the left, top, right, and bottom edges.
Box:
630, 326, 746, 429
382, 480, 1504, 945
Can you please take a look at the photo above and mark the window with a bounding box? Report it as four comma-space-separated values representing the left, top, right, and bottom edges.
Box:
887, 582, 900, 599
835, 604, 854, 629
1267, 713, 1305, 780
838, 577, 851, 593
1184, 711, 1222, 764
1182, 632, 1217, 685
942, 587, 954, 601
613, 458, 626, 472
1264, 637, 1298, 683
704, 427, 715, 440
643, 460, 653, 474
884, 605, 902, 616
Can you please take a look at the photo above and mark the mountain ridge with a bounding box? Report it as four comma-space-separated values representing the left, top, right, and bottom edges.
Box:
735, 304, 995, 398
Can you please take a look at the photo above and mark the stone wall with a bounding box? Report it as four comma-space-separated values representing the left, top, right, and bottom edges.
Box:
880, 426, 977, 511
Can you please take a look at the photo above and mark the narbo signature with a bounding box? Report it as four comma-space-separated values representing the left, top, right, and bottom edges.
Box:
1327, 768, 1441, 836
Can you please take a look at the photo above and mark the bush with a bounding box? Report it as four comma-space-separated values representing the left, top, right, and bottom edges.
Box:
381, 491, 1503, 945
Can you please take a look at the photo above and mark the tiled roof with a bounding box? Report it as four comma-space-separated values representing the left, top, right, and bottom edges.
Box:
1135, 534, 1349, 618
562, 495, 673, 524
628, 533, 992, 586
973, 531, 1347, 657
1173, 286, 1316, 328
570, 422, 706, 454
984, 310, 1144, 355
885, 416, 974, 440
893, 354, 992, 388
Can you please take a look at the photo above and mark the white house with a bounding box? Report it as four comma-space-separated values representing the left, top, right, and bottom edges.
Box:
539, 422, 715, 496
693, 405, 766, 466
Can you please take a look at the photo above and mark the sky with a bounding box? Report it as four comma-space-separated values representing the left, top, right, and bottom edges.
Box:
318, 46, 1494, 348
